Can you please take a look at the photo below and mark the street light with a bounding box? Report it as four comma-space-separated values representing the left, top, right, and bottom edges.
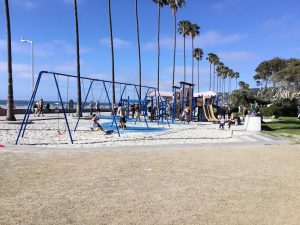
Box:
20, 37, 34, 93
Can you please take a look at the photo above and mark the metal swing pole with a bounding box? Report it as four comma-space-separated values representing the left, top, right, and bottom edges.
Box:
15, 71, 43, 144
74, 80, 94, 132
53, 74, 73, 144
103, 81, 120, 137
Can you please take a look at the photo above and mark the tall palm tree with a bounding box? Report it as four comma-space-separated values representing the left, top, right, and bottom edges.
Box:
234, 72, 240, 90
193, 48, 203, 92
216, 61, 224, 93
167, 0, 185, 87
152, 0, 168, 92
189, 23, 200, 85
206, 53, 214, 91
135, 0, 142, 100
221, 66, 229, 104
5, 0, 16, 121
178, 20, 191, 82
74, 0, 82, 117
108, 0, 115, 105
212, 54, 219, 92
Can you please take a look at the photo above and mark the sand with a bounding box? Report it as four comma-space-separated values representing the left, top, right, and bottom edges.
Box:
0, 144, 300, 225
0, 113, 280, 148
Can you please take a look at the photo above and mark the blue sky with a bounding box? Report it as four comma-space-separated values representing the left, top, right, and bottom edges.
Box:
1, 0, 300, 100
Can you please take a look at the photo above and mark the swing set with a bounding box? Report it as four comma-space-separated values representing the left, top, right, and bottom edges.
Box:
15, 71, 162, 145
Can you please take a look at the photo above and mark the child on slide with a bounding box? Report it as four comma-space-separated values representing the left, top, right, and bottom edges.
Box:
91, 114, 113, 134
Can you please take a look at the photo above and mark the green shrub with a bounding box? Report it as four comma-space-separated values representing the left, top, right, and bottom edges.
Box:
260, 106, 297, 117
260, 107, 279, 117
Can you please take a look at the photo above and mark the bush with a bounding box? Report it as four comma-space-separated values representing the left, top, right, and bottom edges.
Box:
260, 106, 298, 117
260, 107, 279, 117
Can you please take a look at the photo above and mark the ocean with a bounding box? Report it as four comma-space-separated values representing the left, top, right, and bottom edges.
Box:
0, 100, 111, 109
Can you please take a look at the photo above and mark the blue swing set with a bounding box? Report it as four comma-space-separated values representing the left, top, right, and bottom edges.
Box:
15, 71, 168, 145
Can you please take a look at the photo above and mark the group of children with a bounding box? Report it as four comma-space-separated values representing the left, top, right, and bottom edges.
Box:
33, 99, 45, 117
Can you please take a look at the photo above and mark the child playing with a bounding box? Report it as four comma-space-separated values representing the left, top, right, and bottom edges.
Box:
219, 116, 225, 130
117, 103, 127, 129
91, 114, 105, 132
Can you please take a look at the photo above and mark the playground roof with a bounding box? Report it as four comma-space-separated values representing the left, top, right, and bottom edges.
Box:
148, 91, 173, 98
193, 91, 217, 98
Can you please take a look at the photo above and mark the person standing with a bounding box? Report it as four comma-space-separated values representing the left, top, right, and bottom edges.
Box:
96, 100, 101, 115
117, 103, 126, 129
88, 100, 94, 117
69, 99, 74, 117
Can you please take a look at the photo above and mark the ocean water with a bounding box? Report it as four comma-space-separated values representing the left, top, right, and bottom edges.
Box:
0, 100, 111, 109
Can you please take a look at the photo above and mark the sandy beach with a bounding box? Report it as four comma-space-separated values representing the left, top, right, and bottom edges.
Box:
1, 114, 299, 224
0, 113, 286, 148
0, 144, 300, 225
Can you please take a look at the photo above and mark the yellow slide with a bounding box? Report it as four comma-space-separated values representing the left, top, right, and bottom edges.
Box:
202, 98, 213, 122
208, 104, 217, 121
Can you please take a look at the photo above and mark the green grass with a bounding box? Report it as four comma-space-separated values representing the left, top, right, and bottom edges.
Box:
262, 117, 300, 142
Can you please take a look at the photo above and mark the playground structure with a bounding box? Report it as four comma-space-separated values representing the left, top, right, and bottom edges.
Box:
15, 71, 169, 145
193, 91, 218, 122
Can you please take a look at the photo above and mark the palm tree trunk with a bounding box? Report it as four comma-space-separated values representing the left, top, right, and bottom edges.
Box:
235, 78, 237, 90
183, 35, 186, 82
172, 12, 176, 87
191, 38, 194, 85
108, 0, 115, 105
157, 5, 161, 92
197, 60, 200, 93
135, 0, 142, 101
74, 0, 82, 117
216, 75, 219, 93
5, 0, 15, 121
213, 64, 215, 92
209, 63, 212, 91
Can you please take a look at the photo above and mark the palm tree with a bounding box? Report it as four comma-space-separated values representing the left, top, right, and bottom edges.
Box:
5, 0, 16, 121
189, 23, 200, 85
135, 0, 142, 100
74, 0, 82, 117
212, 54, 219, 92
167, 0, 185, 87
108, 0, 115, 105
234, 72, 240, 90
178, 20, 191, 82
216, 61, 224, 93
193, 48, 203, 92
152, 0, 168, 92
206, 53, 214, 91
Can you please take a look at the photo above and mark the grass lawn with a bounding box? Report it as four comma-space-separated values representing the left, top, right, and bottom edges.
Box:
262, 117, 300, 142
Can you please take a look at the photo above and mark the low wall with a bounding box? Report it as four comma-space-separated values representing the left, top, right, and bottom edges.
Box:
245, 116, 261, 131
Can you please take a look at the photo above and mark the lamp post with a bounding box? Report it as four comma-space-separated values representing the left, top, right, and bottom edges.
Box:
20, 37, 34, 93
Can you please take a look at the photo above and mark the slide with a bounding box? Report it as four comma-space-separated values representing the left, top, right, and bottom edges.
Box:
202, 98, 213, 122
208, 104, 218, 121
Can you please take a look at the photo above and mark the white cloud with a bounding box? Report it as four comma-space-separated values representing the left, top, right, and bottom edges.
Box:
197, 31, 247, 47
217, 51, 260, 61
142, 31, 246, 52
212, 0, 238, 10
261, 14, 293, 30
0, 61, 31, 78
99, 37, 132, 49
12, 0, 39, 10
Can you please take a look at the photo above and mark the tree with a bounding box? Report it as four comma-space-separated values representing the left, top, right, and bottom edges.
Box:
5, 0, 16, 121
135, 0, 142, 100
152, 0, 168, 91
167, 0, 185, 87
234, 72, 240, 90
193, 48, 203, 92
216, 61, 224, 93
189, 23, 200, 85
273, 59, 300, 88
178, 20, 191, 82
206, 53, 218, 91
74, 0, 82, 117
253, 57, 286, 89
108, 0, 116, 105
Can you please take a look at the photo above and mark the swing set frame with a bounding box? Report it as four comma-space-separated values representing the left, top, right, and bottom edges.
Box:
15, 71, 160, 145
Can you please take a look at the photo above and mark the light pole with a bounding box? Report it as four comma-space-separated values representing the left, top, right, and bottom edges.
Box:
20, 37, 34, 93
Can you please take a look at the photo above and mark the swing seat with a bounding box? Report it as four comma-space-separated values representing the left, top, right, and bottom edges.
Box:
57, 130, 66, 135
0, 144, 4, 148
104, 130, 114, 135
